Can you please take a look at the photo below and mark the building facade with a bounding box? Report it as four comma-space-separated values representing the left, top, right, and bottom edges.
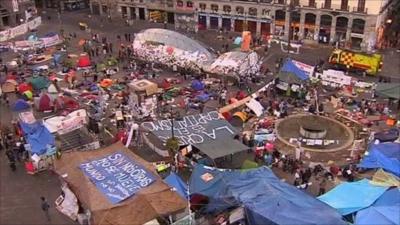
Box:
34, 0, 89, 11
0, 0, 37, 30
88, 0, 389, 50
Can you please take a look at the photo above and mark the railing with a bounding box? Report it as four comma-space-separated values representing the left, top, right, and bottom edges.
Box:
321, 3, 349, 11
352, 6, 368, 14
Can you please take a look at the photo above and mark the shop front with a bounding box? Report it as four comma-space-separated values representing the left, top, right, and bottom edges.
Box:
222, 17, 231, 31
234, 19, 244, 32
210, 16, 219, 30
247, 20, 257, 34
198, 15, 207, 30
260, 21, 271, 36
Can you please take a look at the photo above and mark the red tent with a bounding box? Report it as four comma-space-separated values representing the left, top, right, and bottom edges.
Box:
39, 93, 52, 111
161, 79, 171, 90
18, 83, 33, 94
54, 96, 79, 112
77, 54, 91, 68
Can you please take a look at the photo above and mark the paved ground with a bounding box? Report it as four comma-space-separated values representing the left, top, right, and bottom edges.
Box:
0, 8, 399, 225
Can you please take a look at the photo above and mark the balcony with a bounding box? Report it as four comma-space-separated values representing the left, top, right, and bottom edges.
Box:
352, 6, 367, 14
321, 3, 349, 11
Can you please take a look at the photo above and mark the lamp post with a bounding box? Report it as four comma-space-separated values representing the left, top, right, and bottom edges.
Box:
286, 0, 295, 58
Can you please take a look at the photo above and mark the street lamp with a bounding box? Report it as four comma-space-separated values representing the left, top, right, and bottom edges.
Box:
285, 0, 296, 58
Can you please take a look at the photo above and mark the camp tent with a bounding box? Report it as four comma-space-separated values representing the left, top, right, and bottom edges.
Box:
77, 54, 91, 68
54, 96, 80, 112
13, 99, 30, 112
355, 188, 400, 225
19, 122, 55, 155
129, 79, 159, 96
318, 179, 389, 216
1, 80, 17, 93
358, 143, 400, 177
190, 164, 346, 225
38, 93, 53, 112
47, 83, 58, 94
30, 76, 49, 91
191, 80, 205, 91
22, 90, 33, 100
18, 83, 33, 94
376, 83, 400, 100
53, 142, 186, 225
281, 59, 309, 81
164, 173, 188, 200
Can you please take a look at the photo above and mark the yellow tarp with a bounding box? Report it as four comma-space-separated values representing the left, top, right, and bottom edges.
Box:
370, 169, 400, 187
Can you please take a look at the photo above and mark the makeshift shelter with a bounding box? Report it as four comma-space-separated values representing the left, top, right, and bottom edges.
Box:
38, 93, 53, 112
355, 188, 400, 225
142, 111, 248, 159
13, 99, 30, 112
208, 51, 260, 76
77, 54, 91, 68
358, 143, 400, 177
53, 143, 186, 225
99, 79, 113, 88
318, 179, 389, 216
20, 122, 55, 155
164, 173, 188, 200
1, 80, 17, 93
190, 164, 346, 225
18, 83, 33, 94
230, 111, 248, 127
191, 80, 205, 91
22, 90, 33, 100
376, 83, 400, 100
30, 76, 49, 91
54, 96, 80, 112
129, 79, 159, 96
281, 59, 309, 81
47, 83, 58, 94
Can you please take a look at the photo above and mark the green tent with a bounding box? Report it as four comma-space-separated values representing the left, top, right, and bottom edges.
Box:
241, 159, 260, 170
30, 76, 49, 90
376, 83, 400, 99
96, 63, 106, 72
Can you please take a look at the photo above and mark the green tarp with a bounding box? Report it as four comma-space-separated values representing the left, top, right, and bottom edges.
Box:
376, 83, 400, 100
30, 76, 49, 90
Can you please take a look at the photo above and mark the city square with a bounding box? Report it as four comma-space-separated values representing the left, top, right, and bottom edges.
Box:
0, 0, 399, 225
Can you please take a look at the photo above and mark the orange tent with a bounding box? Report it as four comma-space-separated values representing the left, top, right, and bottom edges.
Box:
99, 79, 113, 88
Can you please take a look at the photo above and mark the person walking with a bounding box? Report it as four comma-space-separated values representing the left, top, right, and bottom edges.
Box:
40, 197, 51, 221
318, 178, 327, 196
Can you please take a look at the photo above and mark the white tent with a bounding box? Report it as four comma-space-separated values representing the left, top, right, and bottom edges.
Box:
208, 51, 260, 76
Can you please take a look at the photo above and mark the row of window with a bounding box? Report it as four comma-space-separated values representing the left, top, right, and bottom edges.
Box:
198, 0, 366, 14
176, 0, 193, 8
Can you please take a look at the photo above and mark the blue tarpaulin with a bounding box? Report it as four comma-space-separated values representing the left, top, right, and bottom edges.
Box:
234, 37, 242, 45
13, 99, 30, 112
80, 152, 156, 204
20, 122, 55, 155
191, 80, 205, 91
190, 164, 345, 225
318, 179, 389, 216
164, 172, 188, 199
281, 59, 309, 80
358, 143, 400, 177
355, 188, 400, 225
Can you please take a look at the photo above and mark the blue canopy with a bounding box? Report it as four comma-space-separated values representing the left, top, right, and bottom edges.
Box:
281, 59, 309, 80
191, 80, 205, 91
13, 99, 30, 112
164, 172, 188, 200
358, 143, 400, 177
355, 188, 400, 225
318, 179, 389, 216
20, 122, 55, 155
190, 164, 345, 225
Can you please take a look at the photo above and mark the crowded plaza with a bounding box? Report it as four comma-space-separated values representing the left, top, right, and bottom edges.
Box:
0, 4, 399, 225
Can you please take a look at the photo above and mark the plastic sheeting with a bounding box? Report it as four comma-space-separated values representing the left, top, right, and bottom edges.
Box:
355, 188, 400, 225
281, 59, 309, 81
190, 164, 345, 225
20, 122, 55, 155
358, 143, 400, 177
164, 172, 188, 200
318, 179, 389, 215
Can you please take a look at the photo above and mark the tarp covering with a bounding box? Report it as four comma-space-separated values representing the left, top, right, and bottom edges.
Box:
1, 80, 17, 93
77, 54, 91, 68
318, 179, 389, 215
355, 188, 400, 225
358, 143, 400, 177
20, 122, 55, 155
30, 76, 49, 90
370, 169, 400, 187
281, 59, 309, 81
53, 143, 186, 225
39, 93, 52, 111
190, 164, 346, 225
129, 79, 158, 96
191, 80, 205, 91
164, 172, 188, 199
376, 83, 400, 100
13, 99, 30, 111
142, 111, 247, 159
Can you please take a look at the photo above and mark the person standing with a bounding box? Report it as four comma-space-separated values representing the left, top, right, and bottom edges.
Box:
318, 178, 327, 195
40, 197, 51, 221
6, 149, 16, 171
